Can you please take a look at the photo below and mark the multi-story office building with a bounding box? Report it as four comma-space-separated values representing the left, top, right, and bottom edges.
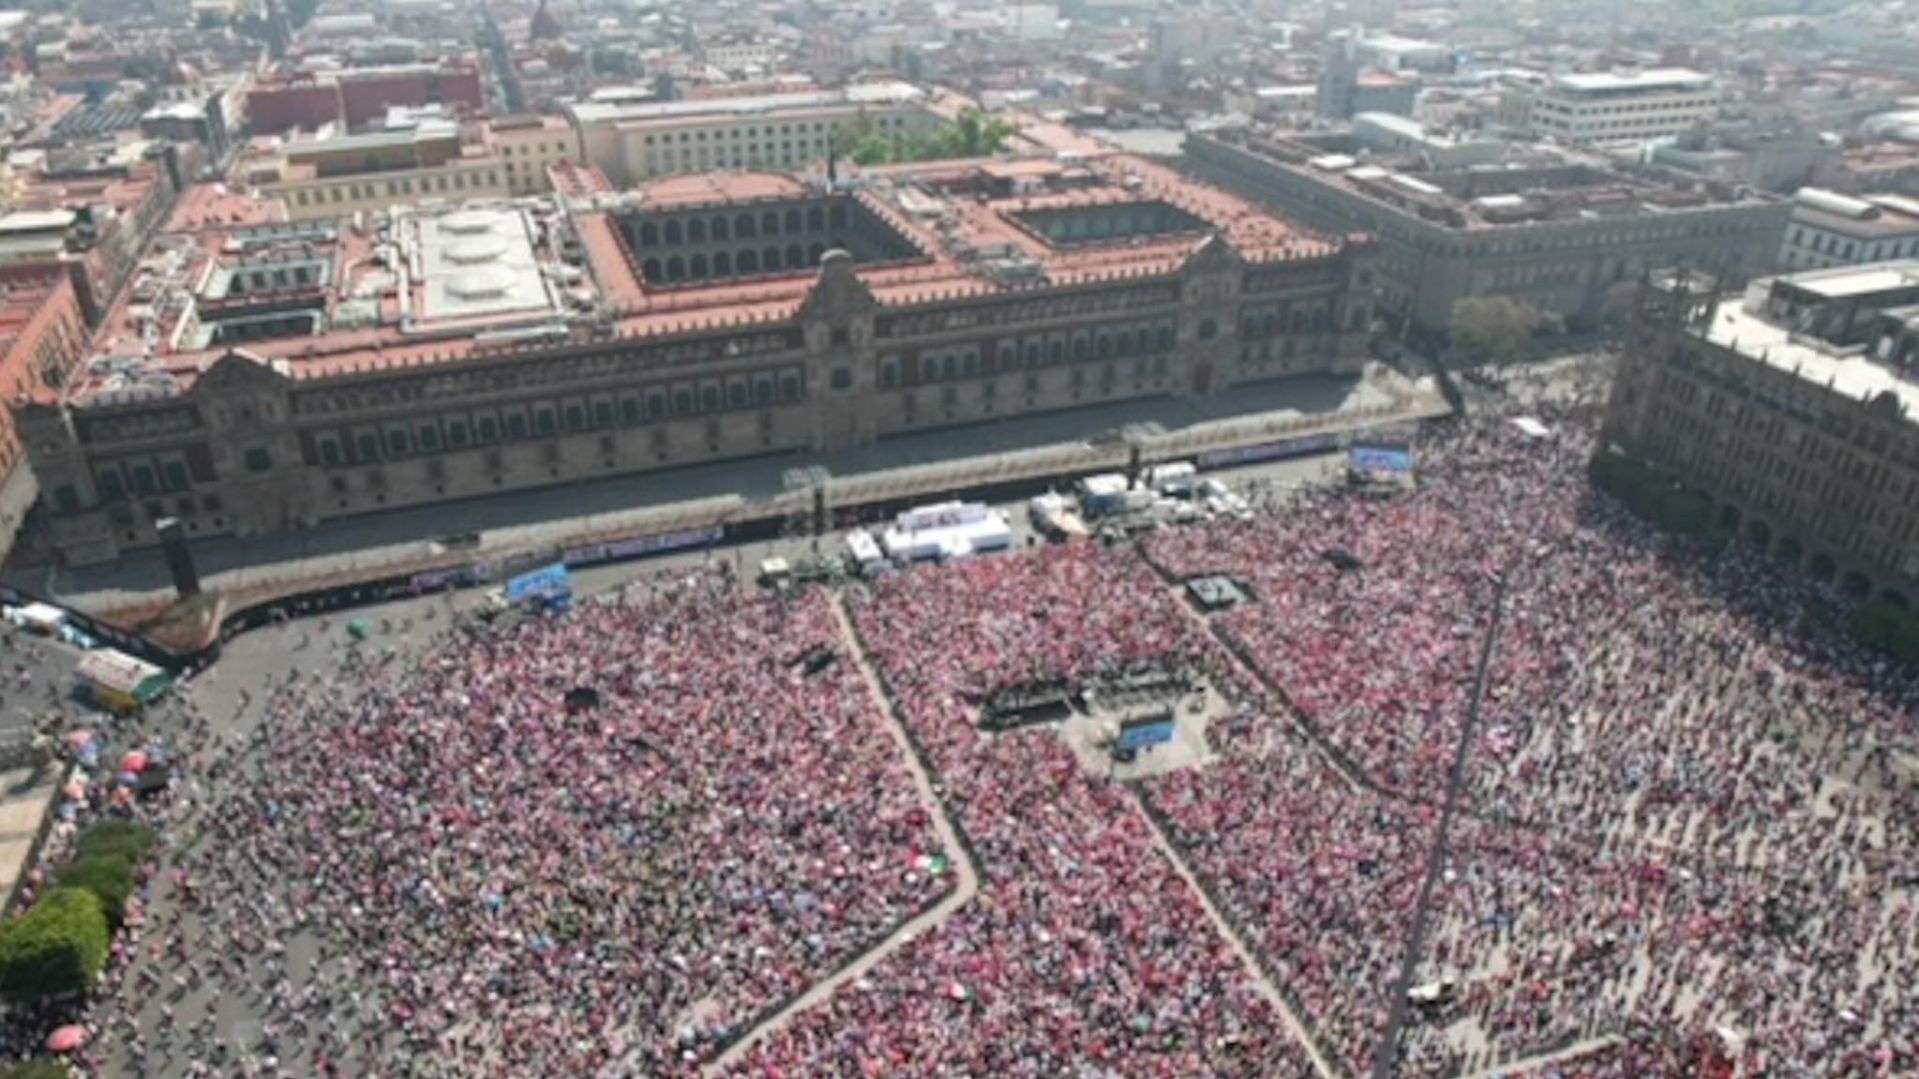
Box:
1603, 264, 1919, 604
244, 114, 578, 220
1529, 69, 1719, 144
1779, 189, 1919, 270
1185, 126, 1788, 334
21, 154, 1377, 566
563, 81, 940, 187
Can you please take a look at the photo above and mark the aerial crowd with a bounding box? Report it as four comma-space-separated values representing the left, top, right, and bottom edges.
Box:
13, 401, 1917, 1079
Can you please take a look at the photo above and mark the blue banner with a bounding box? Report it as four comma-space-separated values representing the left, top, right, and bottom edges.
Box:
1349, 445, 1415, 474
506, 563, 571, 604
1116, 717, 1176, 751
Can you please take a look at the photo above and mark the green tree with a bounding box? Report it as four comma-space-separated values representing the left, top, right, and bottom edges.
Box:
52, 857, 136, 929
0, 889, 110, 1004
1450, 296, 1545, 364
74, 820, 155, 863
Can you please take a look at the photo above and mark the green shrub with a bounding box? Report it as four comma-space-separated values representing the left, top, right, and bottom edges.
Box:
0, 888, 109, 1004
74, 820, 154, 863
0, 1060, 73, 1079
51, 856, 136, 929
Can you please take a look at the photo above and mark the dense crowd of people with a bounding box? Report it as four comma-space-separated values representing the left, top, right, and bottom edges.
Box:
732, 547, 1317, 1077
1141, 411, 1918, 1075
107, 582, 950, 1076
10, 393, 1914, 1079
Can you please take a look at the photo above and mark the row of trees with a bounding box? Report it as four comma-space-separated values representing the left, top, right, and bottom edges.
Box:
1587, 453, 1715, 537
836, 108, 1019, 167
0, 820, 154, 1005
1853, 601, 1919, 667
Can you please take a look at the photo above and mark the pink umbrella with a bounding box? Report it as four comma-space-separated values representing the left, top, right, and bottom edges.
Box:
62, 781, 85, 801
119, 751, 148, 774
66, 731, 92, 749
46, 1024, 87, 1053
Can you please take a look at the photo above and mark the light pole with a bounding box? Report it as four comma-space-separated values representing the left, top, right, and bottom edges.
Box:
1370, 562, 1513, 1079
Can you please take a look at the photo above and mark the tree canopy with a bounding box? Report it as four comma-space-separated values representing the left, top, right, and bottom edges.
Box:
0, 888, 110, 1005
838, 108, 1018, 167
1449, 296, 1546, 364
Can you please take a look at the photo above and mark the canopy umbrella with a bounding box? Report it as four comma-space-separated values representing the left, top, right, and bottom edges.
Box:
66, 730, 92, 749
46, 1024, 87, 1053
120, 750, 148, 774
347, 619, 370, 641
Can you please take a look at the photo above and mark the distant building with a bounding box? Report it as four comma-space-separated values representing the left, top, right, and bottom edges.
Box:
562, 81, 940, 187
1317, 34, 1419, 121
1604, 265, 1919, 604
241, 114, 575, 220
1186, 127, 1788, 334
1780, 190, 1919, 270
1528, 68, 1718, 144
0, 273, 87, 486
245, 62, 486, 135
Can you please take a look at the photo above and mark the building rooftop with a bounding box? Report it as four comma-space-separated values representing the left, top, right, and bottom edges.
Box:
1551, 68, 1714, 96
1207, 127, 1778, 231
565, 80, 924, 127
1695, 267, 1919, 420
65, 154, 1346, 407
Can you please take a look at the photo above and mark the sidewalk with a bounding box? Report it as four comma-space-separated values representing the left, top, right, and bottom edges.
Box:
0, 763, 63, 909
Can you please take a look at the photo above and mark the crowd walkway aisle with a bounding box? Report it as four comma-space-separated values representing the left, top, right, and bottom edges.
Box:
701, 594, 982, 1075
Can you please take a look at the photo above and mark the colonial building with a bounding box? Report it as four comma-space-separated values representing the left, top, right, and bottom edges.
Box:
1186, 126, 1788, 336
21, 154, 1376, 566
1604, 264, 1919, 605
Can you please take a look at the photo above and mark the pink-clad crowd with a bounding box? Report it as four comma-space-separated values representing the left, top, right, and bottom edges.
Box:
192, 582, 951, 1076
43, 403, 1914, 1079
1141, 411, 1917, 1076
729, 547, 1318, 1078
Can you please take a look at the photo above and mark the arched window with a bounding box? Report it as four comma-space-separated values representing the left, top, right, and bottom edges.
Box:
665, 256, 686, 282
738, 249, 759, 273
807, 207, 825, 230
761, 210, 780, 236
687, 219, 706, 242
638, 222, 659, 246
642, 258, 663, 280
785, 244, 804, 268
763, 246, 782, 270
784, 209, 802, 233
663, 220, 683, 244
736, 214, 756, 239
712, 217, 730, 241
713, 251, 733, 275
689, 253, 708, 278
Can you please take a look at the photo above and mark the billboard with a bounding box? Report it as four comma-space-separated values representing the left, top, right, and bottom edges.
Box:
506, 563, 571, 604
1349, 444, 1416, 474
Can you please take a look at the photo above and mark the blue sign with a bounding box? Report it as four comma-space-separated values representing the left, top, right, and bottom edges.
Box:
1116, 717, 1176, 751
506, 563, 571, 604
1349, 445, 1416, 474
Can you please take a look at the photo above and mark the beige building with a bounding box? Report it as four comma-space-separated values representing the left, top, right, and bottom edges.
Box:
1603, 264, 1919, 605
23, 156, 1377, 566
247, 115, 577, 221
563, 81, 940, 187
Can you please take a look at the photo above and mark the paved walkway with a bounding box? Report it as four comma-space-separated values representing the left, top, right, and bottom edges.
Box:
700, 595, 983, 1074
1134, 790, 1339, 1079
0, 763, 60, 906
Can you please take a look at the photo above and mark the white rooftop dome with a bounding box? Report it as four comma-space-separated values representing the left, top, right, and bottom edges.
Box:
446, 265, 517, 300
440, 210, 497, 235
445, 237, 508, 265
